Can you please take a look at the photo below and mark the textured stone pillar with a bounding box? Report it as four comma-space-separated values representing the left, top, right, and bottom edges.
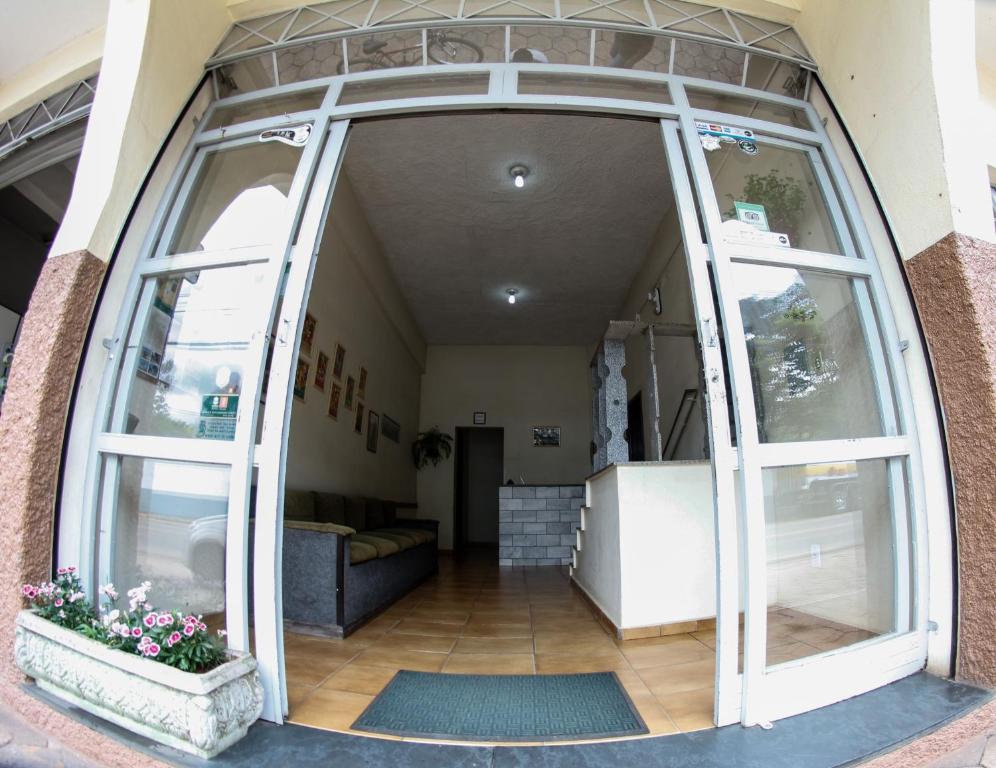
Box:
644, 329, 663, 461
601, 339, 629, 466
593, 350, 608, 471
590, 361, 605, 471
904, 232, 996, 687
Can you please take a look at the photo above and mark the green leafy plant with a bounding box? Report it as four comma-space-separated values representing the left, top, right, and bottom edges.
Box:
411, 426, 453, 470
727, 171, 806, 242
22, 569, 228, 673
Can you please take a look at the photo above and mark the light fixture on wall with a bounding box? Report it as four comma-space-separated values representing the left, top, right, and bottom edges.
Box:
506, 288, 519, 305
509, 164, 529, 189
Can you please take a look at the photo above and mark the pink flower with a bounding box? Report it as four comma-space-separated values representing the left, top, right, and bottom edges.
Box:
156, 614, 173, 627
144, 643, 161, 658
183, 624, 196, 637
167, 631, 182, 647
68, 592, 85, 603
143, 613, 157, 628
217, 629, 228, 638
54, 598, 64, 607
58, 610, 66, 619
144, 603, 153, 611
67, 567, 77, 573
100, 584, 118, 601
21, 585, 33, 597
57, 568, 68, 576
118, 625, 131, 638
131, 627, 143, 638
26, 587, 38, 599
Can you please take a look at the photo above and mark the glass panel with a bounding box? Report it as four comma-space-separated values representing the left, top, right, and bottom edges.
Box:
116, 264, 270, 440
764, 458, 912, 667
214, 53, 278, 98
346, 30, 425, 72
338, 73, 490, 106
733, 266, 889, 443
686, 88, 810, 130
673, 40, 746, 85
593, 30, 670, 72
168, 142, 303, 255
517, 72, 671, 104
428, 26, 504, 63
205, 90, 325, 130
107, 456, 230, 622
704, 141, 843, 254
510, 26, 591, 65
745, 54, 809, 100
276, 41, 346, 83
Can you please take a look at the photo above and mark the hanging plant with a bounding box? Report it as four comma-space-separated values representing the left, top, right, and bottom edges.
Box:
411, 427, 453, 470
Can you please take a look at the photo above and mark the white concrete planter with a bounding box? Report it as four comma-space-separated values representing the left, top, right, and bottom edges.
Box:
14, 610, 263, 758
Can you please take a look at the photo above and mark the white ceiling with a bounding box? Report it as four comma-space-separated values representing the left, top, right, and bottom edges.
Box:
0, 0, 108, 83
342, 113, 674, 346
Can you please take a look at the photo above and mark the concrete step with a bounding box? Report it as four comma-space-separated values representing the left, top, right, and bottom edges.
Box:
576, 527, 583, 552
571, 546, 578, 569
580, 506, 589, 532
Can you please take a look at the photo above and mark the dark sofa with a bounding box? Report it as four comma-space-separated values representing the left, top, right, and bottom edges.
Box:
273, 490, 438, 637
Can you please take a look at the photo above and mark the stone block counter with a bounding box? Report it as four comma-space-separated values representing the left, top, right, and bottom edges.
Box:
498, 485, 584, 566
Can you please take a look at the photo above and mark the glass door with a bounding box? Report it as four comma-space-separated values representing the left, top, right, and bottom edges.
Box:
680, 123, 927, 725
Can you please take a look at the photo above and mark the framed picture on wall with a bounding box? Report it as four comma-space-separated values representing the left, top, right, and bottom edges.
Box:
381, 414, 400, 443
293, 357, 310, 401
532, 426, 561, 447
344, 375, 356, 410
332, 343, 346, 380
300, 313, 317, 357
328, 381, 342, 420
367, 410, 379, 453
354, 402, 365, 434
314, 350, 329, 391
473, 411, 486, 425
358, 367, 368, 400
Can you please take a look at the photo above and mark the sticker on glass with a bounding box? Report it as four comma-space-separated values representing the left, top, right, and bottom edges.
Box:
734, 201, 769, 231
738, 139, 759, 156
259, 124, 311, 147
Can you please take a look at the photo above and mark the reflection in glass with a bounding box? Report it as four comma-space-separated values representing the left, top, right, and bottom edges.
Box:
345, 30, 426, 71
517, 72, 670, 103
764, 458, 912, 667
686, 88, 810, 130
108, 456, 229, 622
168, 142, 302, 255
510, 26, 590, 65
705, 141, 843, 255
734, 265, 888, 443
593, 30, 670, 72
118, 265, 269, 440
338, 73, 490, 106
205, 90, 325, 130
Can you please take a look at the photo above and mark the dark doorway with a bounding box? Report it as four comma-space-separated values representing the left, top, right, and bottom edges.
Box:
626, 392, 645, 461
454, 427, 504, 550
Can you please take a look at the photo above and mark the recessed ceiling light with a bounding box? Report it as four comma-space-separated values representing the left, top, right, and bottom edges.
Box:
509, 165, 529, 189
506, 288, 519, 305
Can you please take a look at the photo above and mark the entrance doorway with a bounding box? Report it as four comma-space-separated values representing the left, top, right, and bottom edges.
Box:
454, 427, 504, 550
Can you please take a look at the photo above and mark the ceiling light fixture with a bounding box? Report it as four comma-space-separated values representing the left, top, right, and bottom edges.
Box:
506, 288, 518, 305
509, 165, 529, 189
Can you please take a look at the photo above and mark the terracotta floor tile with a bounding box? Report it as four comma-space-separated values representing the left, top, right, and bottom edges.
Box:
352, 647, 448, 672
452, 637, 535, 655
443, 653, 535, 674
284, 654, 345, 686
655, 686, 715, 732
287, 684, 315, 709
321, 664, 398, 696
288, 687, 376, 732
368, 633, 457, 654
405, 609, 471, 624
533, 633, 619, 656
621, 637, 714, 670
393, 619, 465, 637
462, 622, 534, 638
534, 653, 630, 674
637, 658, 715, 698
627, 690, 680, 735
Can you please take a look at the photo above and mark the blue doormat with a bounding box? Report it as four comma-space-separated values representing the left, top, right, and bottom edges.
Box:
351, 671, 648, 742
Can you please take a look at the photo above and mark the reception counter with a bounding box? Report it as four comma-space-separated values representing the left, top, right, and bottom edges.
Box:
498, 484, 584, 566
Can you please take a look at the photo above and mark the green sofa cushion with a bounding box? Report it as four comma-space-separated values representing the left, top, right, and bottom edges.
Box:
378, 527, 436, 546
314, 492, 347, 525
352, 533, 400, 558
349, 540, 378, 564
284, 520, 355, 536
284, 490, 316, 522
368, 530, 418, 551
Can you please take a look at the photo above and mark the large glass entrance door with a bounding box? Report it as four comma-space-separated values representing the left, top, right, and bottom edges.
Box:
680, 124, 928, 724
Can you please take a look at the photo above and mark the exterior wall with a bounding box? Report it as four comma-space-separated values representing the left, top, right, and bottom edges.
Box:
417, 345, 593, 549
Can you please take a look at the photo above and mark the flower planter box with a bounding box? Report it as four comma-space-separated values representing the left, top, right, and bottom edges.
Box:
14, 610, 263, 759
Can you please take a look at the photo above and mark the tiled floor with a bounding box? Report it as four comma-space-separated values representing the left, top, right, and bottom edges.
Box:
284, 551, 715, 743
281, 551, 879, 745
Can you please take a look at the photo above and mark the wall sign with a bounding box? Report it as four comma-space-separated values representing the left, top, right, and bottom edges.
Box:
198, 394, 239, 441
473, 411, 486, 425
696, 120, 758, 155
734, 201, 770, 231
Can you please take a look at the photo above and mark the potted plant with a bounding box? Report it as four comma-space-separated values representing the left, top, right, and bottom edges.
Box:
14, 568, 262, 759
411, 426, 453, 469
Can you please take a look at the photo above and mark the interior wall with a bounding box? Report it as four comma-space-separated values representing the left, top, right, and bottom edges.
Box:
418, 345, 592, 549
285, 174, 425, 503
620, 206, 708, 461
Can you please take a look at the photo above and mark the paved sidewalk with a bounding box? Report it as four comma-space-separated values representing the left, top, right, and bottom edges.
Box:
0, 706, 96, 768
927, 731, 996, 768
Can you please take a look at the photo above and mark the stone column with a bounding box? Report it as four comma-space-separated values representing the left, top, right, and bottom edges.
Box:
592, 350, 608, 471
644, 328, 663, 461
904, 231, 996, 688
601, 338, 629, 466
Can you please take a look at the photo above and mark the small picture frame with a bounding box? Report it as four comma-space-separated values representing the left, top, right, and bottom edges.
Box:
354, 402, 365, 434
366, 410, 379, 453
293, 357, 310, 401
382, 414, 400, 443
332, 343, 346, 380
532, 426, 561, 447
313, 350, 329, 391
300, 313, 317, 358
358, 367, 368, 400
344, 375, 356, 410
327, 381, 342, 420
473, 411, 486, 425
